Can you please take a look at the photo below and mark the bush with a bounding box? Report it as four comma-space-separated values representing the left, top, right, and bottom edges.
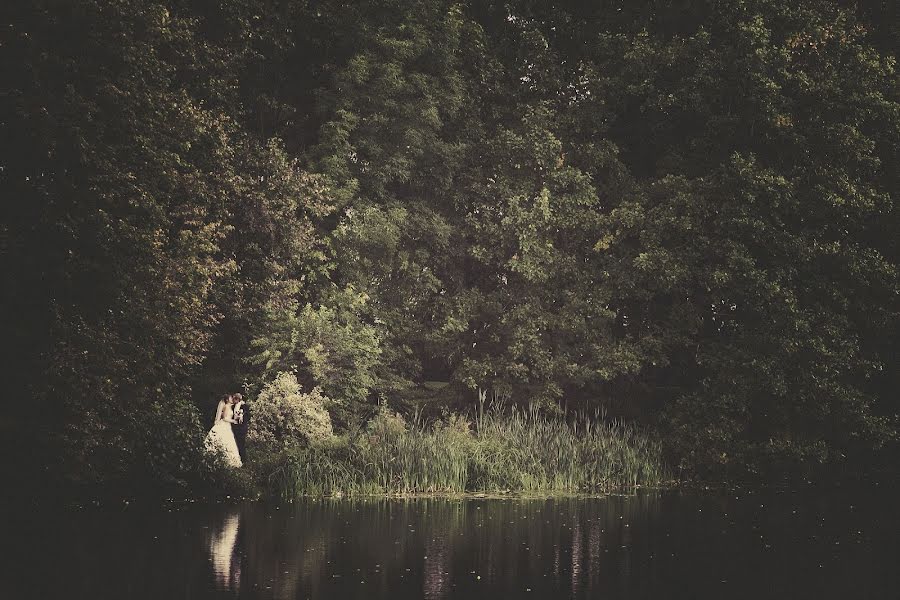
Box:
52, 392, 212, 495
249, 372, 334, 449
365, 407, 408, 441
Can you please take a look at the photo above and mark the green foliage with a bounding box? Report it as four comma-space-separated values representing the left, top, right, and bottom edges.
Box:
249, 287, 382, 424
365, 407, 410, 440
333, 202, 455, 392
250, 372, 334, 448
4, 0, 898, 492
1, 0, 332, 491
259, 406, 664, 497
581, 1, 900, 474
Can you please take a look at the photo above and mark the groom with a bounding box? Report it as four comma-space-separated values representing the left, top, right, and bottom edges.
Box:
231, 393, 250, 463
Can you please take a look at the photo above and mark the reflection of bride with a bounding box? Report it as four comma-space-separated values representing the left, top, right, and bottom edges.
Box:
205, 395, 243, 467
208, 512, 241, 590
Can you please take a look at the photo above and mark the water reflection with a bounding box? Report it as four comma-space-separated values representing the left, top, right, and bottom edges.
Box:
207, 511, 241, 590
223, 495, 668, 599
8, 488, 900, 599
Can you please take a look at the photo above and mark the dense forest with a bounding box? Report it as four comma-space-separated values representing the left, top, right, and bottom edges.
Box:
2, 0, 898, 494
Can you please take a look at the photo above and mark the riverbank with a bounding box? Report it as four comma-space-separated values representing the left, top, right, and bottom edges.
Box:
250, 408, 666, 499
1, 408, 666, 507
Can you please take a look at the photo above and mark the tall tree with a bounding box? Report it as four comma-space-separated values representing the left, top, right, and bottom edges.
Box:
1, 0, 330, 489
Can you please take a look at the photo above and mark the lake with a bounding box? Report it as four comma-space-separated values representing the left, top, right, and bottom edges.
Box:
5, 486, 898, 599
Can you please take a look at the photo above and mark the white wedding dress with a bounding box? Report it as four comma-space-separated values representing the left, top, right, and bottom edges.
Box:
205, 403, 243, 468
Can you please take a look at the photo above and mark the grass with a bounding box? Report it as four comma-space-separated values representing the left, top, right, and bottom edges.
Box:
257, 406, 665, 499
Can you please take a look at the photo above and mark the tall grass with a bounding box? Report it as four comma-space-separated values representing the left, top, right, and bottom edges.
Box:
260, 407, 664, 498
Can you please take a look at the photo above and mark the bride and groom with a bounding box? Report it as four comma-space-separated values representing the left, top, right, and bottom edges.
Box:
205, 393, 249, 467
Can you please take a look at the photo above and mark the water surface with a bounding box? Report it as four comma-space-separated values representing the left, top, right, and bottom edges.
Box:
5, 487, 899, 599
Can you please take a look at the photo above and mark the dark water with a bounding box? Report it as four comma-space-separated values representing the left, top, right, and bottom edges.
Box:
4, 487, 899, 599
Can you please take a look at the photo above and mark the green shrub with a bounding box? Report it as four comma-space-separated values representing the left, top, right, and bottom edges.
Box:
249, 372, 334, 449
365, 407, 409, 440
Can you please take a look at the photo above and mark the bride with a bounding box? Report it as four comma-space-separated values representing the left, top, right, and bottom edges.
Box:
205, 394, 243, 467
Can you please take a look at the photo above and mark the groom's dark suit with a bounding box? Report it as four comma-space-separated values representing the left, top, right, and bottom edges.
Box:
232, 402, 249, 463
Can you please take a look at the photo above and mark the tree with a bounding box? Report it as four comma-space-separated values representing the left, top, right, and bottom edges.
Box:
0, 0, 331, 489
574, 0, 900, 473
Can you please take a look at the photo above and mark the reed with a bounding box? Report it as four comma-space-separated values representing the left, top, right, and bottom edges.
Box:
261, 406, 665, 498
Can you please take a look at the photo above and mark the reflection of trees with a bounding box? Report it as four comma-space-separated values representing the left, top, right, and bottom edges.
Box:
238, 502, 334, 599
230, 493, 662, 598
234, 498, 473, 598
451, 494, 663, 596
